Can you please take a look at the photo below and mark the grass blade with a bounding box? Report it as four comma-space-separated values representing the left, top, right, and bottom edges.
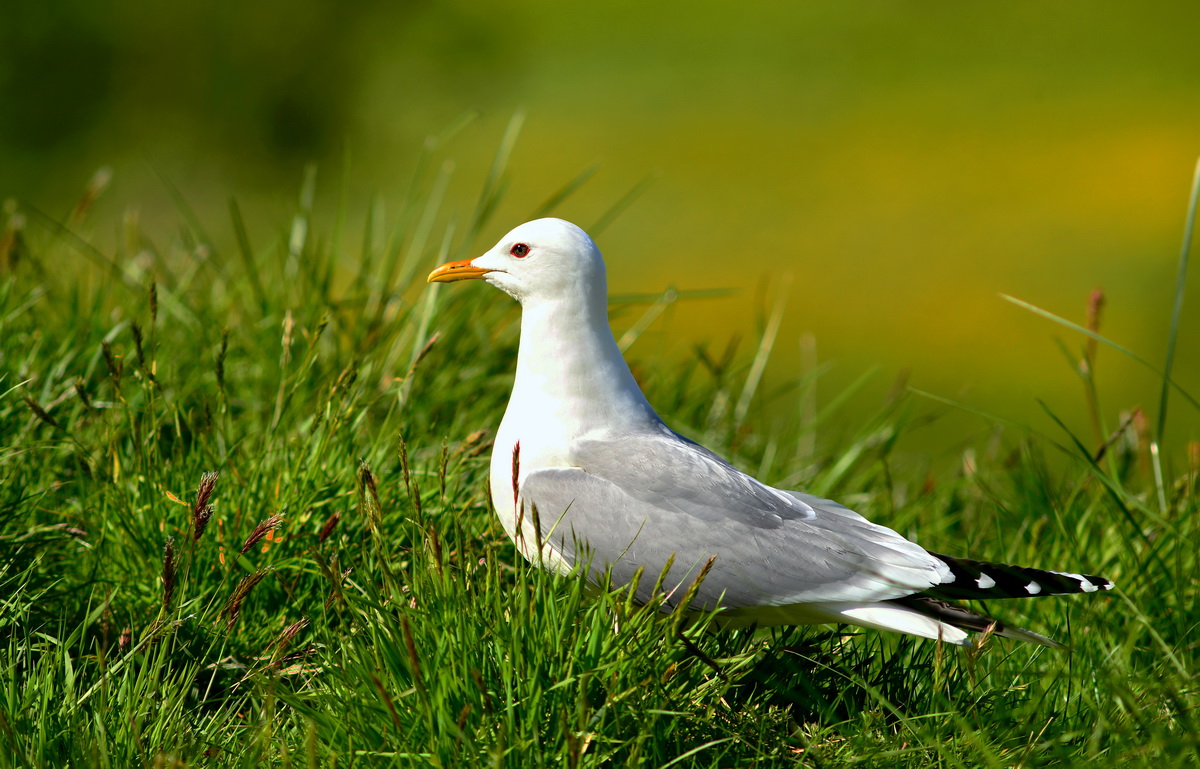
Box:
529, 163, 600, 219
1000, 293, 1200, 414
1155, 156, 1200, 445
589, 174, 656, 236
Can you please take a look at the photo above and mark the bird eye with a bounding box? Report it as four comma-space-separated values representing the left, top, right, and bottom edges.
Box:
510, 243, 530, 258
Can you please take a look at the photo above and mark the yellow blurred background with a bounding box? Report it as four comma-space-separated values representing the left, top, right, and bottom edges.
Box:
3, 0, 1198, 459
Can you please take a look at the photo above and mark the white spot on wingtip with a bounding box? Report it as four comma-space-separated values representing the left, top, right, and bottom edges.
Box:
976, 573, 996, 589
1025, 581, 1042, 595
1049, 569, 1099, 592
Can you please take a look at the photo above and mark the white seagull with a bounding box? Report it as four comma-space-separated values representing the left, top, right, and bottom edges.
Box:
428, 218, 1113, 646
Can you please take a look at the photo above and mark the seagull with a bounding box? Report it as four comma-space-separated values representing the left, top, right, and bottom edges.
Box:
428, 218, 1113, 646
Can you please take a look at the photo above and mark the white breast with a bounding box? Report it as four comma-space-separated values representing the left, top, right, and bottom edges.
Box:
489, 403, 575, 572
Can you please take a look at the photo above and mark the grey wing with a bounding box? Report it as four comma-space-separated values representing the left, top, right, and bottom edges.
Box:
518, 429, 949, 610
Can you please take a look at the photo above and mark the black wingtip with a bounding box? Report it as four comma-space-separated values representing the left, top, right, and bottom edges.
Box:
924, 553, 1113, 601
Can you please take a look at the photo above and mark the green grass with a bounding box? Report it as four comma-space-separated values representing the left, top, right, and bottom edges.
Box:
0, 140, 1197, 768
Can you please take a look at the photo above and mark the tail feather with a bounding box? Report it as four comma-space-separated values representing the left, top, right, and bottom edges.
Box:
926, 552, 1114, 601
816, 602, 972, 646
889, 594, 1061, 647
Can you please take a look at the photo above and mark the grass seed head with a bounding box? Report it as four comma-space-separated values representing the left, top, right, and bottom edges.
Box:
318, 510, 341, 543
357, 461, 382, 533
454, 429, 492, 459
223, 568, 270, 631
162, 537, 177, 610
240, 514, 284, 556
148, 279, 158, 327
215, 329, 229, 392
0, 203, 25, 268
511, 441, 521, 509
192, 472, 219, 542
131, 321, 146, 369
73, 377, 93, 409
23, 396, 62, 430
70, 165, 112, 223
267, 618, 310, 663
1087, 287, 1106, 333
101, 340, 122, 387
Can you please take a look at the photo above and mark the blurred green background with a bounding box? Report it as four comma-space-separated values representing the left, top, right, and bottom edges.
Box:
3, 0, 1199, 459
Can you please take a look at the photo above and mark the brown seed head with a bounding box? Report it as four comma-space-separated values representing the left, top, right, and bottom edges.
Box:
318, 510, 341, 543
162, 537, 177, 609
74, 378, 93, 410
192, 472, 219, 542
241, 514, 284, 556
148, 280, 158, 328
1086, 287, 1106, 333
268, 618, 310, 662
462, 429, 492, 458
23, 397, 62, 430
223, 569, 270, 631
131, 321, 146, 369
511, 441, 521, 509
101, 341, 122, 386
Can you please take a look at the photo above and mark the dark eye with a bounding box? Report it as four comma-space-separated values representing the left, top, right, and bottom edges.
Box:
510, 243, 530, 258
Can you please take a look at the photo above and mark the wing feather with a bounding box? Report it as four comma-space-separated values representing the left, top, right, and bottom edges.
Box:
518, 427, 948, 615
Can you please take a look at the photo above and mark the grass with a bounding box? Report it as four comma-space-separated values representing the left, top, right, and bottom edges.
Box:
0, 136, 1197, 767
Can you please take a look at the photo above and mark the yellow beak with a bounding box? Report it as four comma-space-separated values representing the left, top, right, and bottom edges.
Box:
427, 258, 493, 283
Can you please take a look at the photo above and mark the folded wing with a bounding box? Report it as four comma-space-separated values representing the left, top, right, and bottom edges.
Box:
518, 426, 950, 612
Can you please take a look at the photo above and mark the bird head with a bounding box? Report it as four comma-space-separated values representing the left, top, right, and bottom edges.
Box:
427, 218, 607, 305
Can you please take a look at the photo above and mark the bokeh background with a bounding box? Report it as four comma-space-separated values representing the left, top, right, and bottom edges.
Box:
4, 0, 1199, 459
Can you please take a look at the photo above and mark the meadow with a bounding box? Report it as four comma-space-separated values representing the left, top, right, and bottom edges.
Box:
1, 138, 1197, 767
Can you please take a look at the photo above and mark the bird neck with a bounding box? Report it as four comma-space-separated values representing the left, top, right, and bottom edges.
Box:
509, 294, 658, 436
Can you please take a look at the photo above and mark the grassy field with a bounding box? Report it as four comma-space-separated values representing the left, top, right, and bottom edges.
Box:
1, 144, 1197, 767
